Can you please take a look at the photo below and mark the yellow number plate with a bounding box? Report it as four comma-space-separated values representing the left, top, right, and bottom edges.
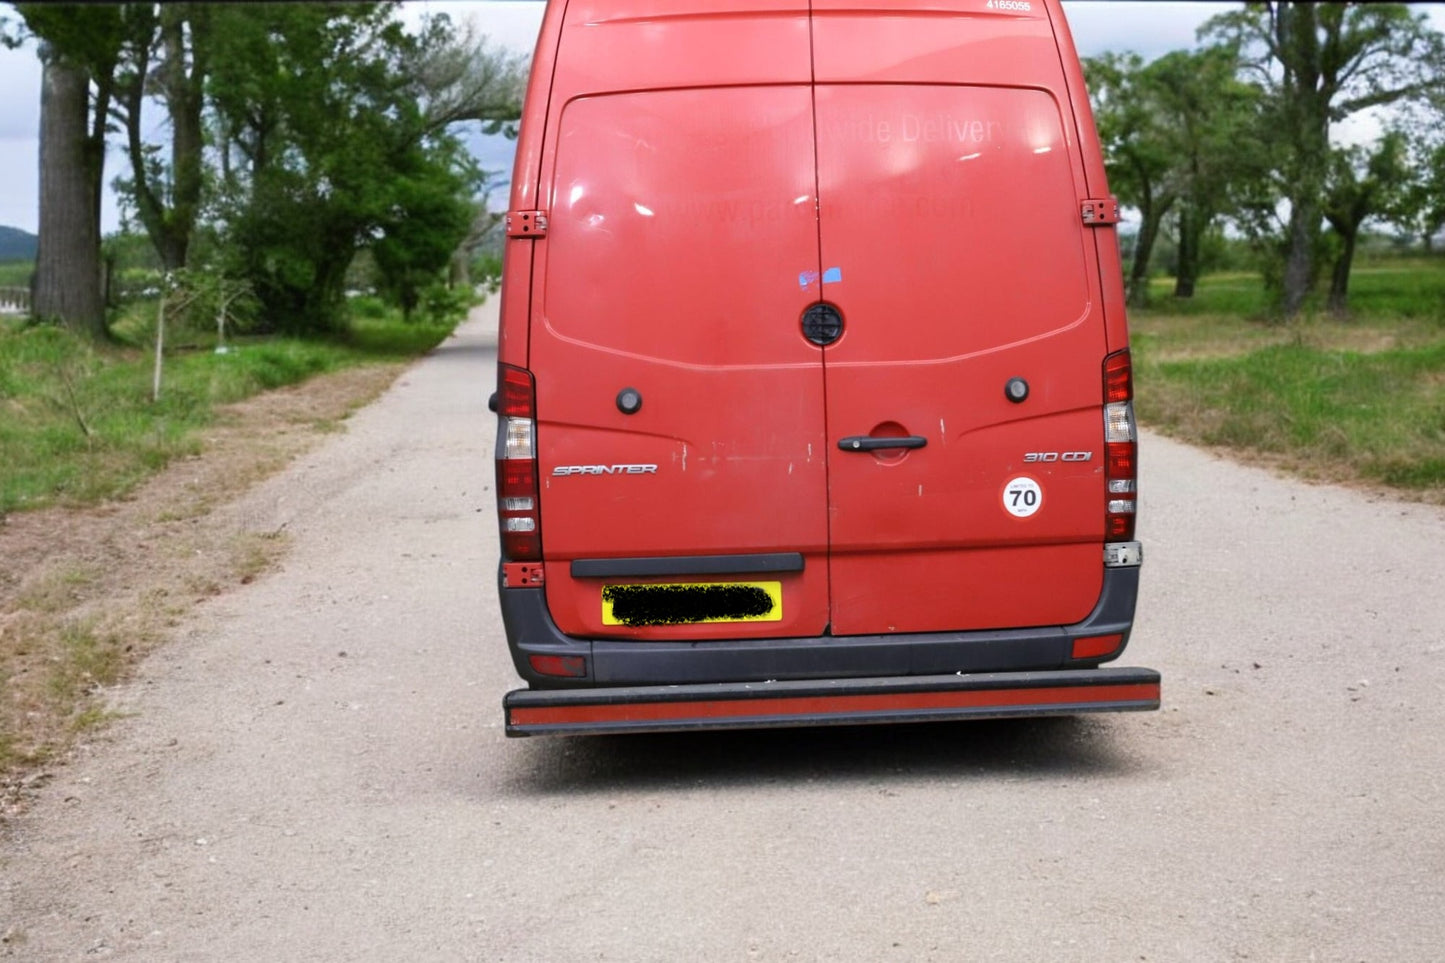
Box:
601, 581, 783, 627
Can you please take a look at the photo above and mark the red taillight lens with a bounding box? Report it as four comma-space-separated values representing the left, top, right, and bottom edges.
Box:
528, 654, 588, 679
496, 364, 541, 561
499, 364, 534, 418
1072, 633, 1123, 660
1103, 350, 1137, 542
1104, 349, 1133, 404
1105, 441, 1135, 479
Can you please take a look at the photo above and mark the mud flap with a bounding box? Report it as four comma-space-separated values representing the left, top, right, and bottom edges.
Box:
504, 666, 1160, 736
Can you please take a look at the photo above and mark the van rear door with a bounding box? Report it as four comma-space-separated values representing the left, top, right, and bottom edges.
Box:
530, 5, 829, 642
812, 5, 1108, 635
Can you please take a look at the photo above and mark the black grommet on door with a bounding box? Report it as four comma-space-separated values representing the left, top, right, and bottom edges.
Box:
616, 387, 643, 415
801, 302, 844, 346
1004, 377, 1030, 403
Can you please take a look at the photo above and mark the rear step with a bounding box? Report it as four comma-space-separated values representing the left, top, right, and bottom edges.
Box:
504, 667, 1160, 736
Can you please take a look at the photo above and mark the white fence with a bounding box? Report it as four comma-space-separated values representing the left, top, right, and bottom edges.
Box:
0, 286, 30, 316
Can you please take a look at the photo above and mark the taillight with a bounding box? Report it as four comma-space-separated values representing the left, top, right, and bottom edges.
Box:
496, 364, 541, 561
1103, 350, 1137, 542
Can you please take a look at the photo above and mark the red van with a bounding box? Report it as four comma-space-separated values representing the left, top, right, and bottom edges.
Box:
493, 0, 1158, 735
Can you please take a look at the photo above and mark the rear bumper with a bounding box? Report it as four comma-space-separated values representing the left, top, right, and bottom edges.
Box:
499, 565, 1141, 687
504, 666, 1161, 736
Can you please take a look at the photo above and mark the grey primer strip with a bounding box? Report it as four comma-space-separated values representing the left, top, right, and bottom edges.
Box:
570, 553, 805, 579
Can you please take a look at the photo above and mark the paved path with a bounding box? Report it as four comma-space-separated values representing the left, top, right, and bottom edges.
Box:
3, 295, 1444, 960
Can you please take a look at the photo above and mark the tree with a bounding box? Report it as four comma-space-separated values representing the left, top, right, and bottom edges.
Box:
205, 3, 523, 333
1203, 3, 1445, 317
113, 3, 210, 273
1153, 46, 1262, 299
33, 50, 105, 335
1322, 132, 1411, 315
1086, 46, 1260, 305
1393, 124, 1445, 252
5, 5, 124, 338
401, 13, 527, 134
447, 171, 510, 291
1084, 52, 1177, 308
371, 142, 482, 322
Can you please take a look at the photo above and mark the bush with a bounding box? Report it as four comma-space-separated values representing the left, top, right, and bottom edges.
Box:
417, 282, 476, 325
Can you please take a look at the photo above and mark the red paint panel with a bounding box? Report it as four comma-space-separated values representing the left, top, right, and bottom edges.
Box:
557, 1, 811, 95
509, 683, 1161, 728
811, 0, 1055, 87
533, 85, 829, 640
813, 83, 1104, 635
829, 544, 1101, 634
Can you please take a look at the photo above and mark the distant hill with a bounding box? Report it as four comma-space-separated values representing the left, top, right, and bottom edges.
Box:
0, 226, 38, 262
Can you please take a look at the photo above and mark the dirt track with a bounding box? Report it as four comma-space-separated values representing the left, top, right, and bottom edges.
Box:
3, 296, 1444, 961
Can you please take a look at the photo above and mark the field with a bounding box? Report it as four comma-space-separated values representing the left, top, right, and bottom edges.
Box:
0, 261, 31, 287
1131, 256, 1445, 500
1, 296, 459, 514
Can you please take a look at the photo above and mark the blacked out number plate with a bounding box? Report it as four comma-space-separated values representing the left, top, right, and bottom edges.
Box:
601, 582, 783, 626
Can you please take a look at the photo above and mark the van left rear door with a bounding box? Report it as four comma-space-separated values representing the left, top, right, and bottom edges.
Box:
530, 80, 830, 642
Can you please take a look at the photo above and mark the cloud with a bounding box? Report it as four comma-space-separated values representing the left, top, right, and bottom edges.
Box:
0, 136, 38, 234
408, 1, 546, 55
1063, 1, 1239, 61
0, 46, 40, 140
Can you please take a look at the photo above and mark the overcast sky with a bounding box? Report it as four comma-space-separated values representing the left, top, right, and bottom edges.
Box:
0, 1, 1439, 235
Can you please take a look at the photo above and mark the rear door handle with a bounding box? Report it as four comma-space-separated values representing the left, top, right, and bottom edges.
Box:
837, 435, 928, 452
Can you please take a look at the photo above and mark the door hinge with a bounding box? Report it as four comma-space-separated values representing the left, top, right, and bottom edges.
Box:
506, 210, 548, 238
1081, 198, 1121, 226
503, 562, 545, 587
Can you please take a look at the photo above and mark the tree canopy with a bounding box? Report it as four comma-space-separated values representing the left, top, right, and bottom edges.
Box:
6, 1, 526, 337
1202, 2, 1442, 315
1088, 2, 1445, 318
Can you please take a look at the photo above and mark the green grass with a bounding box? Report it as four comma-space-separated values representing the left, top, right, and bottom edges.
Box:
1140, 341, 1445, 490
0, 260, 32, 287
1343, 260, 1445, 319
0, 307, 461, 514
1143, 272, 1270, 318
1132, 255, 1445, 497
1141, 257, 1445, 321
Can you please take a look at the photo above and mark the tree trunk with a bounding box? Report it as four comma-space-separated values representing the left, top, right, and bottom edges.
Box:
449, 248, 469, 289
1173, 204, 1204, 299
33, 54, 106, 337
1127, 203, 1169, 309
121, 5, 207, 272
1327, 229, 1356, 317
1280, 195, 1318, 318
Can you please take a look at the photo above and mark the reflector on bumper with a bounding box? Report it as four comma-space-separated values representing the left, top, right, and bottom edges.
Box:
504, 667, 1160, 736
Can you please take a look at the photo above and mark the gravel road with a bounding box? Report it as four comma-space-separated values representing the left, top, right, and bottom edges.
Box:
3, 296, 1444, 961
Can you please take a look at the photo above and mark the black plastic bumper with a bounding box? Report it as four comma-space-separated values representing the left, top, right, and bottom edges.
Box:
504, 666, 1161, 736
499, 565, 1141, 688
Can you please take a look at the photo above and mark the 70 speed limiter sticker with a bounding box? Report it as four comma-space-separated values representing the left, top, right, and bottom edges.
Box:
1002, 476, 1043, 518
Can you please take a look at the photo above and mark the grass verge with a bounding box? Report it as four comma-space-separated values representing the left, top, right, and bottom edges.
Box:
1, 310, 458, 515
1132, 257, 1445, 499
1, 301, 470, 798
